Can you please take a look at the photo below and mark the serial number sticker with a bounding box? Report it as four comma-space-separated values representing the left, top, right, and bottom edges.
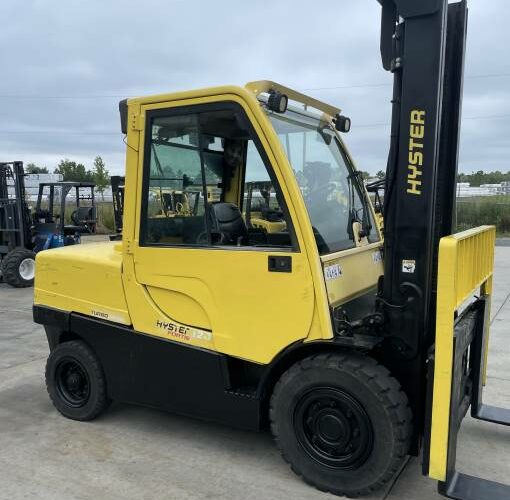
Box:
402, 260, 416, 274
372, 251, 383, 263
325, 264, 342, 281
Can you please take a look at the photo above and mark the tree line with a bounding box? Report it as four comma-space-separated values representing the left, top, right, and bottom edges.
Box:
24, 158, 510, 193
25, 157, 110, 199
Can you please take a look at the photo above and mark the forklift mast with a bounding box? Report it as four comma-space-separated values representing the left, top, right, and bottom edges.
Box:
0, 161, 31, 253
376, 0, 467, 417
110, 175, 125, 234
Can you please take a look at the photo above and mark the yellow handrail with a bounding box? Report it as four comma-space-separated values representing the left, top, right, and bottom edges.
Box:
428, 225, 496, 481
245, 80, 342, 118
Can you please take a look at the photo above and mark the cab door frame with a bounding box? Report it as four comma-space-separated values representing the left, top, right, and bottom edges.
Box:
120, 89, 333, 364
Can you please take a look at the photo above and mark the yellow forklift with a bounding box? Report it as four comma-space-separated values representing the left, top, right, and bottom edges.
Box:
244, 181, 287, 233
33, 1, 509, 498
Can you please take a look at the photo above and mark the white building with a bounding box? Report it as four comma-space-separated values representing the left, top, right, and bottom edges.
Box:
456, 182, 509, 198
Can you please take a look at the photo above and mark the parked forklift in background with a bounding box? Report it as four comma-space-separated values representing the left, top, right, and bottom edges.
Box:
245, 181, 286, 232
34, 180, 97, 235
33, 1, 509, 498
0, 161, 96, 287
110, 175, 125, 238
0, 162, 34, 286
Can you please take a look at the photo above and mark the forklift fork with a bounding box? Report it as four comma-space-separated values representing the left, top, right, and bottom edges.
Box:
470, 299, 510, 427
424, 227, 510, 500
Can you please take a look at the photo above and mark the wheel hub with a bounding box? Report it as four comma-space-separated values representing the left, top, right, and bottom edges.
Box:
55, 358, 90, 408
66, 373, 81, 391
317, 412, 348, 444
19, 258, 35, 281
294, 387, 374, 470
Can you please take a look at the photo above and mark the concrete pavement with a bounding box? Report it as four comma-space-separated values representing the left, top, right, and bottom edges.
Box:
0, 248, 509, 499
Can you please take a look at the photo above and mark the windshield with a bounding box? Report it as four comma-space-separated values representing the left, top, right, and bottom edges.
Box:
267, 107, 377, 255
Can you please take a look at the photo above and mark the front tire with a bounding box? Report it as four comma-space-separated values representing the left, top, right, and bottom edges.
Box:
45, 340, 110, 421
1, 248, 36, 287
270, 353, 412, 497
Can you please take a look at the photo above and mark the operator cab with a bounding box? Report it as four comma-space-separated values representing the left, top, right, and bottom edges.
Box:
144, 93, 378, 255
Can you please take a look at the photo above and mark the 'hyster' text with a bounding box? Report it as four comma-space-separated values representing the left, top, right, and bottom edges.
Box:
407, 110, 425, 195
156, 320, 212, 342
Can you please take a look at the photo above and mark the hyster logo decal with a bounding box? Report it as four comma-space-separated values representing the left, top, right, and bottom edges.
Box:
156, 320, 212, 343
407, 110, 425, 195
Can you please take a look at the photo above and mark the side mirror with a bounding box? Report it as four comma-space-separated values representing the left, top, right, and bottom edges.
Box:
334, 114, 351, 133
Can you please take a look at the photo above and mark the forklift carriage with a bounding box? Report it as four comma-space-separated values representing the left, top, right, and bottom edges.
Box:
424, 227, 509, 499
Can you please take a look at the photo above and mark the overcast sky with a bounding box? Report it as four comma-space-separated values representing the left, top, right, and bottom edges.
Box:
1, 0, 508, 175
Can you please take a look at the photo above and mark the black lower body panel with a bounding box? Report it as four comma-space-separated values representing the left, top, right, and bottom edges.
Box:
37, 306, 261, 430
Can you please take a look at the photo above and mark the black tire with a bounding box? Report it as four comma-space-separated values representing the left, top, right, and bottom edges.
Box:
270, 353, 412, 498
45, 340, 111, 421
1, 248, 36, 288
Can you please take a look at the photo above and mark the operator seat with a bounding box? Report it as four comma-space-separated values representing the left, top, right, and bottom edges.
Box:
210, 202, 248, 245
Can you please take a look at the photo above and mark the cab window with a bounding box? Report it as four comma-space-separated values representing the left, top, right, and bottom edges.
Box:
142, 114, 208, 245
140, 104, 295, 250
269, 109, 379, 254
243, 141, 288, 241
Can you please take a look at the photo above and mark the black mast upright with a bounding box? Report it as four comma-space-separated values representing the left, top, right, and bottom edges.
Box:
376, 0, 468, 425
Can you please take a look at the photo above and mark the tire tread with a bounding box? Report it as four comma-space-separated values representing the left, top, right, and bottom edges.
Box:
45, 340, 110, 421
1, 248, 36, 288
269, 352, 412, 498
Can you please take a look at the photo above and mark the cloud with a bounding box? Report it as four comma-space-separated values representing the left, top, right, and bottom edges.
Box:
0, 0, 508, 174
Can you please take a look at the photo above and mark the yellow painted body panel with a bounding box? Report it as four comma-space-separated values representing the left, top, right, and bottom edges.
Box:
124, 91, 320, 363
321, 243, 384, 307
126, 247, 314, 363
34, 81, 381, 365
34, 242, 131, 325
428, 226, 495, 481
146, 286, 211, 330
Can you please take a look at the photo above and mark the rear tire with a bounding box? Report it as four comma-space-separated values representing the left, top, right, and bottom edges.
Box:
45, 340, 110, 421
270, 352, 412, 498
1, 248, 36, 287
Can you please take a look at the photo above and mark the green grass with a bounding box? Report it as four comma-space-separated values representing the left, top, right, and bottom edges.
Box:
456, 196, 510, 235
95, 202, 115, 233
